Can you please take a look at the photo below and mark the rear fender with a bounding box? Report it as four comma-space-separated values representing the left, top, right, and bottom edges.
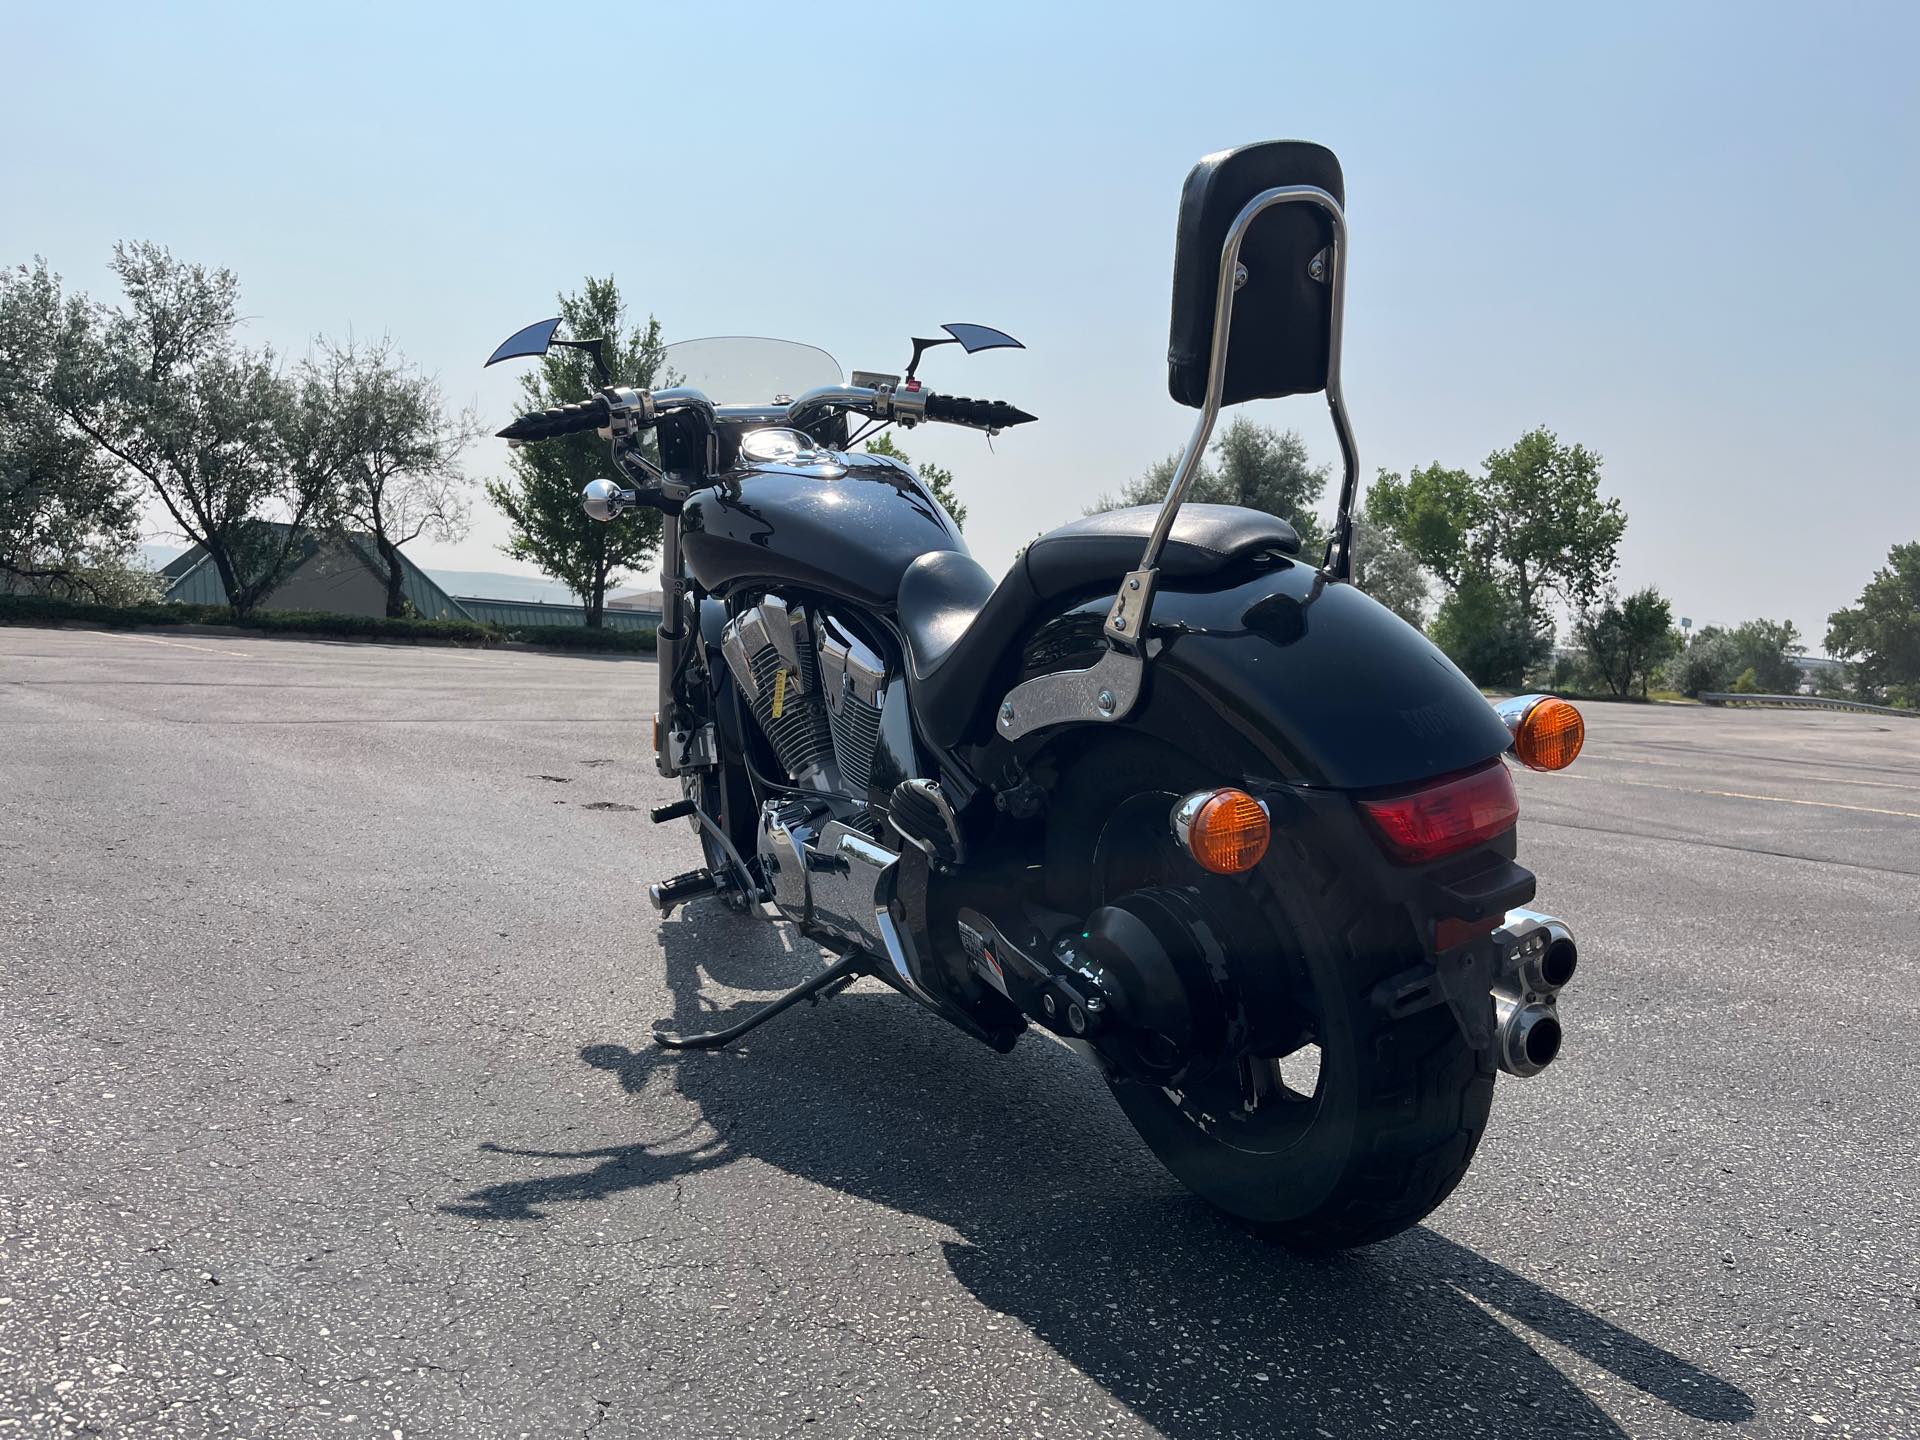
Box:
1013, 564, 1513, 792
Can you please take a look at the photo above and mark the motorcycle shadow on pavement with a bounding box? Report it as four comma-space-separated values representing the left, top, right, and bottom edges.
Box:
452, 906, 1754, 1439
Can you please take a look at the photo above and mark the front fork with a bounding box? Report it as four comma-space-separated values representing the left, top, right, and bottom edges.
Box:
652, 511, 723, 779
654, 510, 688, 779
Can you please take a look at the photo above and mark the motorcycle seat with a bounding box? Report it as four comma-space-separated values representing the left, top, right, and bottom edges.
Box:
897, 503, 1301, 749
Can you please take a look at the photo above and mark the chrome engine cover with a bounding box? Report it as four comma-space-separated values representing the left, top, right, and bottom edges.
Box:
722, 596, 889, 799
815, 613, 887, 797
754, 799, 931, 1001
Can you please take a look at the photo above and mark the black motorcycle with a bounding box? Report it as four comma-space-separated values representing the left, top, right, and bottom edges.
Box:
484, 140, 1586, 1250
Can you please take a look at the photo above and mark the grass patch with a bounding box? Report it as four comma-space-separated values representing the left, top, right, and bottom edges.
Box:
0, 594, 655, 653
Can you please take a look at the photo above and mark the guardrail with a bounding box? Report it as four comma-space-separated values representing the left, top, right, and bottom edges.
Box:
1700, 692, 1918, 717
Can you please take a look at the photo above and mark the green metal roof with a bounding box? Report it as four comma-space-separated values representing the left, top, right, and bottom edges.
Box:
454, 596, 659, 631
162, 525, 473, 620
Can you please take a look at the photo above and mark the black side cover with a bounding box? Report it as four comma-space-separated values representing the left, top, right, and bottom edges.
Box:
1167, 141, 1345, 408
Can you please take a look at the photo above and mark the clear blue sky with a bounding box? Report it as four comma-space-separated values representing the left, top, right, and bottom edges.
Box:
7, 0, 1916, 645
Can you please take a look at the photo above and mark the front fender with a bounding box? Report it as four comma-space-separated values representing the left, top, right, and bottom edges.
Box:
1019, 565, 1511, 791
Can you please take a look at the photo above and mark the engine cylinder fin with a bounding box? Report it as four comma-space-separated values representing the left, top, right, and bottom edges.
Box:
829, 693, 883, 795
747, 622, 834, 779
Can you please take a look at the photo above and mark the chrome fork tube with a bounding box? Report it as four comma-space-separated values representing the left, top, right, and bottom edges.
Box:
655, 511, 685, 777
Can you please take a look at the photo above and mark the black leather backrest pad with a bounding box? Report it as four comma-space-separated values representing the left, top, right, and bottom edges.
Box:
1167, 141, 1345, 408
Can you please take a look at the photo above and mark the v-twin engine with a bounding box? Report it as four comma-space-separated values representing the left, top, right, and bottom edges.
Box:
721, 596, 887, 799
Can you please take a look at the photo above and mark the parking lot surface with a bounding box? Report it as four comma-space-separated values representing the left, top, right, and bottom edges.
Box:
3, 627, 1916, 1438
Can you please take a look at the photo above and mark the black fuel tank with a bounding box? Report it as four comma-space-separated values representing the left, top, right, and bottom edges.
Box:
679, 451, 967, 608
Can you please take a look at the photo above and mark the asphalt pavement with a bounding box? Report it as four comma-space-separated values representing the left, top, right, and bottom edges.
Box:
2, 626, 1915, 1438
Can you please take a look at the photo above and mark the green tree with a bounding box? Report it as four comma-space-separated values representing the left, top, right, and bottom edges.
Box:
1430, 570, 1548, 688
1371, 428, 1626, 629
1576, 587, 1681, 698
1364, 462, 1482, 586
482, 277, 666, 626
1826, 542, 1920, 706
1727, 618, 1803, 694
1349, 515, 1428, 628
862, 431, 966, 529
1663, 626, 1739, 697
1661, 618, 1802, 697
303, 336, 478, 617
1089, 418, 1328, 556
0, 260, 146, 600
1481, 429, 1625, 620
47, 243, 341, 617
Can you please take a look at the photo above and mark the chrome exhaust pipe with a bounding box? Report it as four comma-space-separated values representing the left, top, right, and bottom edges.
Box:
1502, 906, 1578, 996
1494, 994, 1563, 1077
1487, 907, 1577, 1078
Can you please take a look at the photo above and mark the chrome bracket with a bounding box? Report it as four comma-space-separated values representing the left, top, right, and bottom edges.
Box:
995, 644, 1146, 742
1102, 567, 1157, 647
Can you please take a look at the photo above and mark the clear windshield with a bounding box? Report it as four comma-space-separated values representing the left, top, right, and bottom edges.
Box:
658, 336, 842, 406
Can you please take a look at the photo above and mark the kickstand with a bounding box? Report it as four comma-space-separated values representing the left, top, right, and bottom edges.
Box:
652, 954, 864, 1050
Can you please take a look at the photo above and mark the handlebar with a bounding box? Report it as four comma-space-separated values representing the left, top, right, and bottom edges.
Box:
499, 383, 1034, 446
921, 392, 1037, 432
496, 394, 609, 442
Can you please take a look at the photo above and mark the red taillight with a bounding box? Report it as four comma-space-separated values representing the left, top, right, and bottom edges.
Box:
1359, 763, 1519, 864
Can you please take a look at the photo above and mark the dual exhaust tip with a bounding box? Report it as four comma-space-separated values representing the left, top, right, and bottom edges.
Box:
1491, 909, 1577, 1078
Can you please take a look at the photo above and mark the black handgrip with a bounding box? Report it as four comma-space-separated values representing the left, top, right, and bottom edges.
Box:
496, 394, 610, 442
922, 393, 1037, 430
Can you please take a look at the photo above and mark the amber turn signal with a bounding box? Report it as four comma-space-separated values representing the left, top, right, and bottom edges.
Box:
1511, 696, 1585, 771
1171, 788, 1272, 875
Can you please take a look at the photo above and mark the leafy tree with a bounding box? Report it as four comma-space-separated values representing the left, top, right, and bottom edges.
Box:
1430, 570, 1548, 688
1826, 541, 1920, 706
1663, 626, 1739, 697
1363, 462, 1482, 587
48, 243, 340, 617
303, 337, 478, 617
1661, 618, 1802, 697
1371, 428, 1625, 628
1090, 418, 1328, 556
1481, 429, 1625, 620
862, 431, 966, 529
483, 277, 666, 626
1727, 618, 1803, 694
1576, 587, 1681, 698
0, 260, 146, 600
1349, 515, 1428, 628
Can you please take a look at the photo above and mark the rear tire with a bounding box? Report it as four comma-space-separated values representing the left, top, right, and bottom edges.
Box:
1049, 732, 1493, 1251
1110, 825, 1494, 1250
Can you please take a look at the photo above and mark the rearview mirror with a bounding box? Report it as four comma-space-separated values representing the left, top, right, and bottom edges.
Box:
581, 478, 636, 523
485, 317, 563, 367
905, 323, 1025, 381
1166, 141, 1344, 408
941, 323, 1023, 354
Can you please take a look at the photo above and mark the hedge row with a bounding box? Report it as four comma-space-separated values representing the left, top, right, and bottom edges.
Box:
0, 593, 656, 653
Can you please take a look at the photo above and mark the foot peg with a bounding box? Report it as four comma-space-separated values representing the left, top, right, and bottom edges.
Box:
649, 867, 721, 916
653, 954, 863, 1050
650, 798, 697, 824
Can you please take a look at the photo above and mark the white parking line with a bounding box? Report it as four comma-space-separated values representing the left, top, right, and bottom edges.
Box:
1551, 770, 1920, 820
99, 631, 253, 659
1577, 747, 1920, 795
